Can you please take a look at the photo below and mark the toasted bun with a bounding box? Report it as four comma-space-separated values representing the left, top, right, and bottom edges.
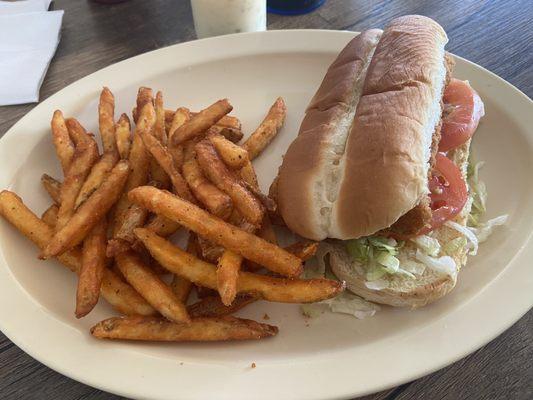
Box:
329, 141, 472, 308
278, 15, 448, 240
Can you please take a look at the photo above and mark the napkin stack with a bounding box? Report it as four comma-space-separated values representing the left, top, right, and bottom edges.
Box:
0, 0, 64, 106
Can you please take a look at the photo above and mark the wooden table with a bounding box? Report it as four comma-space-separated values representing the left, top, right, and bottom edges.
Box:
0, 1, 531, 399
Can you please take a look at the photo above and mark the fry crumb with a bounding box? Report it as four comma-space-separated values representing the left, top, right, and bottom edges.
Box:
251, 362, 256, 369
262, 313, 270, 320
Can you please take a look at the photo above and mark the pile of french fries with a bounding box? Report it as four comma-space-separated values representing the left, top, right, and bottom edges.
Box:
0, 87, 343, 342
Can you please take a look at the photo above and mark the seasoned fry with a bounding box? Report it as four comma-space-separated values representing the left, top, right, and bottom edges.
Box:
148, 91, 171, 186
165, 109, 241, 131
76, 219, 107, 318
75, 151, 119, 208
115, 113, 132, 159
136, 87, 153, 112
217, 250, 243, 305
129, 186, 302, 277
170, 99, 233, 146
112, 102, 154, 229
41, 174, 61, 204
182, 141, 233, 219
135, 228, 343, 303
187, 294, 258, 318
246, 214, 277, 272
42, 160, 130, 259
116, 251, 190, 324
91, 315, 277, 341
143, 214, 181, 238
56, 119, 99, 230
41, 204, 59, 228
170, 233, 196, 303
243, 179, 277, 214
196, 140, 264, 226
139, 128, 195, 202
208, 132, 249, 169
207, 125, 243, 143
51, 110, 75, 174
243, 97, 286, 160
0, 191, 155, 316
285, 241, 319, 261
98, 87, 118, 154
197, 235, 225, 263
167, 107, 190, 171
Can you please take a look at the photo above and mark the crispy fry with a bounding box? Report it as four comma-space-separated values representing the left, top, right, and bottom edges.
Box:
217, 250, 243, 305
112, 102, 154, 229
143, 214, 181, 238
76, 219, 107, 318
187, 294, 258, 318
129, 186, 302, 277
182, 141, 233, 219
167, 107, 190, 171
196, 140, 264, 226
99, 87, 118, 154
148, 91, 171, 186
41, 204, 59, 227
91, 315, 277, 341
136, 87, 153, 112
243, 179, 277, 214
197, 235, 225, 263
56, 119, 99, 230
243, 97, 286, 160
139, 128, 195, 202
208, 132, 249, 169
51, 110, 75, 174
170, 99, 233, 146
246, 214, 277, 272
115, 113, 132, 159
165, 109, 241, 131
285, 241, 319, 261
135, 228, 343, 303
116, 251, 190, 324
41, 174, 61, 204
0, 191, 155, 316
42, 161, 130, 259
207, 125, 243, 143
268, 175, 286, 226
170, 233, 196, 303
75, 151, 119, 208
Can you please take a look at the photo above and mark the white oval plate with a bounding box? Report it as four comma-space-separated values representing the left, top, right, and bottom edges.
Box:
0, 30, 532, 400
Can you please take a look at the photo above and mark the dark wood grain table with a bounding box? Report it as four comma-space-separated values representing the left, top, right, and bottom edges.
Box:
0, 1, 531, 399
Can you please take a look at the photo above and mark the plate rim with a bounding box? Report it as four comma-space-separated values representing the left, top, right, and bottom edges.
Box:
0, 29, 532, 400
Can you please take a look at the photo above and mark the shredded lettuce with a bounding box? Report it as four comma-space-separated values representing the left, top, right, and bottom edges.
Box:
301, 291, 380, 319
467, 157, 488, 227
443, 237, 468, 256
470, 215, 508, 243
415, 250, 457, 279
411, 235, 441, 256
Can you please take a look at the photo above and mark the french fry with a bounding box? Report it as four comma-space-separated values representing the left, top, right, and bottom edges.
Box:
182, 141, 233, 219
112, 101, 154, 230
170, 99, 233, 146
115, 113, 132, 159
91, 315, 277, 341
242, 179, 277, 214
197, 235, 225, 263
98, 87, 118, 155
170, 233, 196, 303
143, 214, 181, 238
0, 191, 155, 316
207, 125, 243, 143
76, 219, 107, 318
136, 87, 153, 112
195, 140, 264, 226
135, 228, 343, 303
41, 174, 61, 204
208, 132, 249, 169
148, 91, 171, 186
42, 160, 130, 259
75, 151, 119, 208
116, 251, 190, 324
56, 119, 99, 230
268, 175, 286, 226
51, 110, 75, 174
139, 128, 195, 202
217, 250, 243, 305
167, 107, 190, 171
187, 294, 259, 318
243, 97, 286, 160
285, 241, 319, 261
165, 109, 241, 131
129, 186, 302, 277
41, 204, 59, 227
246, 214, 277, 272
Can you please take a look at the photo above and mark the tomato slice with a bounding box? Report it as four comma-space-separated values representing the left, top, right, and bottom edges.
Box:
439, 79, 485, 152
417, 153, 468, 235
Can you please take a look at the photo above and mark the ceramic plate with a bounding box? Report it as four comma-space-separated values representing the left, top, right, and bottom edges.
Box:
0, 30, 532, 400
